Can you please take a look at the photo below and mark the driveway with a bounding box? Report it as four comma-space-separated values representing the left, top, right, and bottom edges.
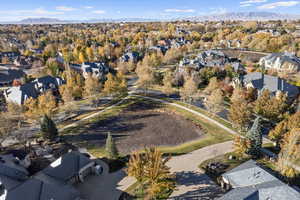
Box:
116, 141, 233, 200
167, 141, 233, 199
75, 159, 135, 200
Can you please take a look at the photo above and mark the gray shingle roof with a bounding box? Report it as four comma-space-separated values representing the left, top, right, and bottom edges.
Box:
6, 178, 80, 200
242, 72, 299, 98
42, 152, 93, 182
223, 160, 278, 188
0, 154, 29, 191
4, 75, 63, 104
220, 160, 300, 200
0, 68, 25, 85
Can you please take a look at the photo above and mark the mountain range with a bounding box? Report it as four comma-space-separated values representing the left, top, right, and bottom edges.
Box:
1, 12, 300, 24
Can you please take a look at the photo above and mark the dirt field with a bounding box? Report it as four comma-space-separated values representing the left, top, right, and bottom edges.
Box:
65, 100, 204, 154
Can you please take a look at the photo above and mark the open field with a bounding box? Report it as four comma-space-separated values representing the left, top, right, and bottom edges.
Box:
62, 97, 205, 155
61, 97, 234, 157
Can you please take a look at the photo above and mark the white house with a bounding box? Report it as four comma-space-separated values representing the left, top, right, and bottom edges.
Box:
259, 52, 300, 72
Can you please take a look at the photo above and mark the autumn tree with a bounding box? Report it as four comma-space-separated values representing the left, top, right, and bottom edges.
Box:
24, 97, 39, 120
205, 88, 224, 115
234, 135, 250, 156
38, 91, 57, 116
103, 72, 127, 96
143, 148, 175, 199
268, 121, 287, 148
253, 90, 287, 122
127, 148, 175, 199
269, 111, 300, 147
59, 85, 74, 103
162, 70, 174, 96
180, 76, 198, 102
84, 74, 102, 98
204, 77, 219, 95
135, 61, 154, 92
163, 47, 182, 64
277, 128, 300, 180
229, 98, 252, 131
85, 47, 94, 62
79, 51, 87, 64
230, 87, 244, 103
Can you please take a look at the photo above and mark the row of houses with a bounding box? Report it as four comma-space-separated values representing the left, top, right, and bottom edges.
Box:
179, 50, 245, 72
3, 62, 111, 105
0, 151, 101, 200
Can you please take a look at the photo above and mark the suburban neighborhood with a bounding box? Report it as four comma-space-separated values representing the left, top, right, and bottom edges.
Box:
0, 1, 300, 200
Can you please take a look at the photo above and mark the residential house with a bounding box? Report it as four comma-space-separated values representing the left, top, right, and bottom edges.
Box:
0, 52, 20, 63
36, 151, 96, 184
0, 66, 25, 87
148, 45, 169, 55
179, 50, 243, 72
235, 72, 299, 99
0, 151, 102, 200
81, 62, 110, 80
293, 30, 300, 38
219, 160, 300, 200
3, 75, 64, 104
5, 178, 80, 200
0, 154, 29, 200
259, 52, 300, 73
120, 51, 140, 63
0, 151, 97, 200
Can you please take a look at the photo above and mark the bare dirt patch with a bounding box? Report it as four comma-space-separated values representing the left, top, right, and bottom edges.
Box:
65, 100, 204, 154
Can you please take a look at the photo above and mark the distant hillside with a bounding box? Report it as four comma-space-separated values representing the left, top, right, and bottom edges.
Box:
18, 18, 66, 24
1, 12, 300, 24
1, 17, 161, 24
186, 12, 300, 21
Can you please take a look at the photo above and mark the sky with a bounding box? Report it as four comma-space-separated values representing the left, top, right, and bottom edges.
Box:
0, 0, 299, 21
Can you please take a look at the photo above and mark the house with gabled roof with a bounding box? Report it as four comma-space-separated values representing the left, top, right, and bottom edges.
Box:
219, 160, 300, 200
36, 151, 95, 184
3, 75, 64, 105
81, 62, 110, 80
0, 66, 25, 87
259, 52, 300, 72
237, 72, 299, 99
0, 151, 100, 200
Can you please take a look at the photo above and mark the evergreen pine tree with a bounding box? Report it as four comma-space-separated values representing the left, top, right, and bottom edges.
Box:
246, 117, 262, 156
105, 133, 119, 159
40, 115, 58, 141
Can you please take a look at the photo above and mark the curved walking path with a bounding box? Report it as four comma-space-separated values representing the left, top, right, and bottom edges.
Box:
134, 95, 238, 136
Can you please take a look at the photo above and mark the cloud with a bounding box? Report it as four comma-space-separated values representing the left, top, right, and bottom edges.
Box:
92, 10, 106, 14
56, 6, 77, 11
164, 9, 196, 13
240, 0, 267, 4
258, 1, 299, 9
240, 3, 252, 7
83, 6, 93, 9
0, 8, 64, 15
